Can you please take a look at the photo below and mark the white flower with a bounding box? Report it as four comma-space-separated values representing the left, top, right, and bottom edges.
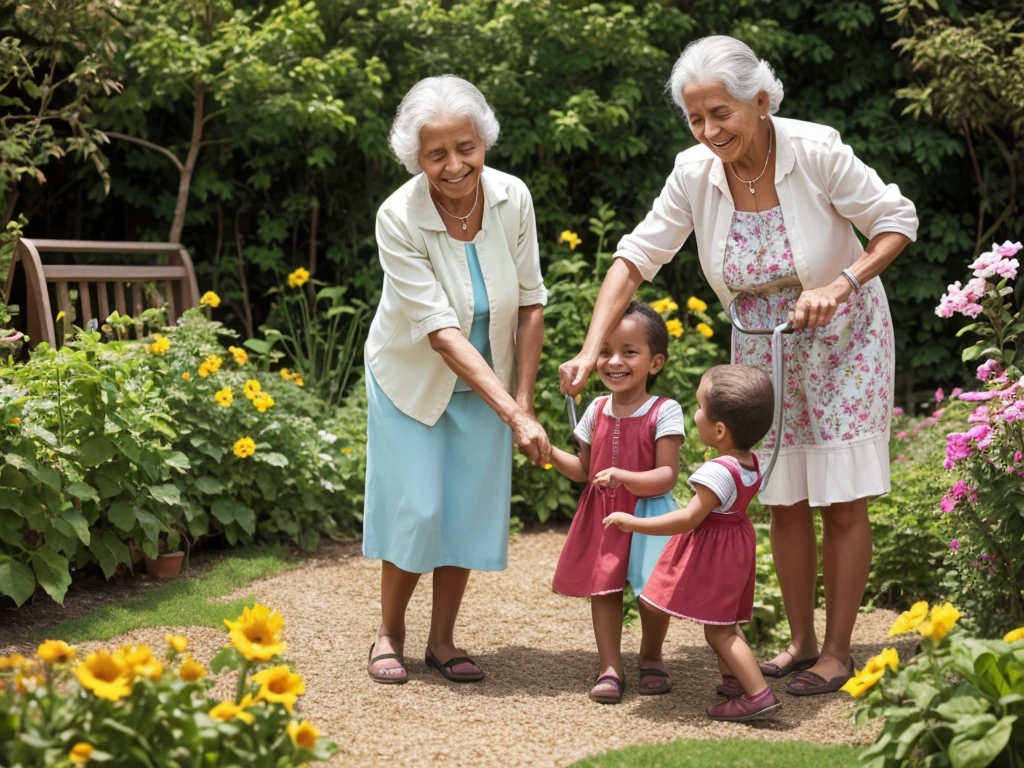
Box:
317, 430, 338, 445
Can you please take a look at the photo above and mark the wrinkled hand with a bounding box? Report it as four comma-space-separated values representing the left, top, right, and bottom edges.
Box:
559, 351, 596, 397
790, 282, 851, 330
602, 512, 633, 531
592, 467, 622, 489
511, 412, 551, 467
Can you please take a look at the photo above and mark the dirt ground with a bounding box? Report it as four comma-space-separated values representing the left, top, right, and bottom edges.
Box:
2, 530, 907, 767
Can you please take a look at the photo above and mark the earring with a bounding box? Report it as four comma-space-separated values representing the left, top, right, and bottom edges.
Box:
760, 115, 766, 121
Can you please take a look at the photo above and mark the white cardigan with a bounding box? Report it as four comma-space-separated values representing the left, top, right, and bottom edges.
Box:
365, 167, 547, 426
615, 117, 919, 307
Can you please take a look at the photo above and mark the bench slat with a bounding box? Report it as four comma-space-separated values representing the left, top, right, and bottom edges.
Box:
97, 282, 110, 322
29, 240, 184, 255
43, 265, 188, 281
79, 282, 93, 326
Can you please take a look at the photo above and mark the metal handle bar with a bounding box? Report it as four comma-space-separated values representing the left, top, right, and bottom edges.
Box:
728, 299, 794, 336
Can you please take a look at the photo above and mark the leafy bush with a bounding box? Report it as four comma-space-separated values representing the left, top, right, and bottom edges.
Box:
845, 602, 1024, 767
0, 604, 337, 766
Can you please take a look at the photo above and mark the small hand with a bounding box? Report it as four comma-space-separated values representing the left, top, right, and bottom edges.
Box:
559, 352, 596, 397
602, 512, 633, 531
592, 467, 622, 488
790, 282, 850, 329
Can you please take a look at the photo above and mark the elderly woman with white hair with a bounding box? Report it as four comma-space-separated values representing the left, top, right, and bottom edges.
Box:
363, 75, 551, 684
561, 35, 918, 707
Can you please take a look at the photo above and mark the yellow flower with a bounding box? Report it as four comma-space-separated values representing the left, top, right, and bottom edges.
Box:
287, 720, 320, 750
198, 362, 212, 378
665, 319, 684, 338
177, 655, 206, 682
1004, 626, 1024, 643
116, 644, 163, 681
223, 604, 286, 662
229, 346, 248, 365
252, 392, 275, 413
686, 296, 708, 313
291, 374, 304, 387
243, 379, 262, 400
574, 393, 582, 404
55, 310, 67, 323
73, 651, 132, 701
0, 653, 27, 670
890, 600, 930, 636
147, 334, 171, 355
279, 368, 293, 381
840, 668, 885, 698
181, 372, 191, 381
696, 322, 714, 339
209, 694, 257, 725
859, 648, 899, 678
650, 298, 678, 314
200, 291, 221, 308
10, 418, 20, 425
233, 437, 256, 459
204, 355, 223, 374
165, 633, 188, 654
37, 639, 76, 665
341, 447, 353, 455
288, 268, 310, 288
919, 602, 961, 642
68, 742, 94, 764
251, 665, 306, 712
558, 230, 582, 250
215, 388, 233, 408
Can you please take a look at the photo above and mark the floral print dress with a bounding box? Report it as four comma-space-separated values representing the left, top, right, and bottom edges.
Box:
725, 207, 894, 507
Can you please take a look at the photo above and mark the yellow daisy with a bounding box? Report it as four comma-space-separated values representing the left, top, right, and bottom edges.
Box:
223, 604, 286, 662
37, 639, 76, 665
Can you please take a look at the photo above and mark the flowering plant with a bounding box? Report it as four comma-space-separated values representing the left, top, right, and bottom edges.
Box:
0, 605, 337, 766
844, 603, 1024, 767
935, 239, 1024, 633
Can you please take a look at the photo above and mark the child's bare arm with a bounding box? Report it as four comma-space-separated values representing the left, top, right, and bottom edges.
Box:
592, 435, 682, 497
603, 484, 720, 536
548, 442, 591, 483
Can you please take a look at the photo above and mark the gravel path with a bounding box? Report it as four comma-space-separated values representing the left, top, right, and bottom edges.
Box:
4, 530, 905, 767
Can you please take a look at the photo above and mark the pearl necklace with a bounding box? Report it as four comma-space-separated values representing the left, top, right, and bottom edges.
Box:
730, 120, 773, 195
432, 178, 480, 231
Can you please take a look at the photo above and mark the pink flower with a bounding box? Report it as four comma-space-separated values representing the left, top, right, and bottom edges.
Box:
894, 455, 910, 463
950, 388, 963, 399
892, 407, 904, 417
935, 388, 945, 403
949, 539, 960, 550
963, 276, 988, 300
896, 431, 907, 439
994, 240, 1022, 258
940, 495, 956, 513
968, 406, 990, 424
977, 359, 1001, 381
1014, 450, 1023, 465
969, 251, 1002, 279
959, 390, 999, 402
950, 480, 969, 499
945, 432, 973, 464
995, 258, 1019, 280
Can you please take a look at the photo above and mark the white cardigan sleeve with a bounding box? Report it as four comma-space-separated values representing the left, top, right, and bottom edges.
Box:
612, 156, 695, 281
816, 130, 919, 242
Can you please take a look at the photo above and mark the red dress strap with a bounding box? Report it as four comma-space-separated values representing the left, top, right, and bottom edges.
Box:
709, 454, 761, 514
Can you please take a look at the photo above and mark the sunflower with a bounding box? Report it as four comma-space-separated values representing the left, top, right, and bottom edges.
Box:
279, 368, 293, 381
889, 600, 930, 636
228, 345, 248, 365
1005, 626, 1024, 643
243, 379, 262, 400
73, 651, 132, 701
919, 602, 961, 642
165, 633, 188, 654
37, 639, 76, 665
223, 604, 286, 662
178, 655, 206, 682
665, 319, 684, 338
251, 665, 306, 712
696, 322, 714, 339
204, 355, 223, 374
200, 291, 221, 308
252, 392, 275, 413
147, 334, 171, 355
215, 388, 234, 407
116, 644, 163, 681
287, 720, 320, 750
68, 742, 94, 765
649, 297, 678, 314
209, 694, 258, 724
288, 268, 310, 288
0, 653, 27, 670
233, 437, 256, 459
558, 230, 582, 250
686, 296, 708, 313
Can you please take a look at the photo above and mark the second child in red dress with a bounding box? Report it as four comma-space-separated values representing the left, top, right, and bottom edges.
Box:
604, 364, 781, 722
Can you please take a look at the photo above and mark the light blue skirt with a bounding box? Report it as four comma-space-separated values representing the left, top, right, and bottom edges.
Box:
362, 368, 513, 574
627, 493, 676, 593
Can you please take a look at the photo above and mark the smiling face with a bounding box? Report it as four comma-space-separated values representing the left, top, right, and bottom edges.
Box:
417, 116, 486, 204
681, 80, 768, 165
596, 316, 665, 398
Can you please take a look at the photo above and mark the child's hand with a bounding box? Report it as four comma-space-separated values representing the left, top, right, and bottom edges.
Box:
592, 467, 622, 488
603, 512, 633, 531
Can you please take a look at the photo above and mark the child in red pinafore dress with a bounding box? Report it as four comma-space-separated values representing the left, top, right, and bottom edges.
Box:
605, 364, 781, 722
548, 302, 686, 704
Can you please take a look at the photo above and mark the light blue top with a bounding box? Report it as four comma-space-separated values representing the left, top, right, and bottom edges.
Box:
454, 242, 492, 391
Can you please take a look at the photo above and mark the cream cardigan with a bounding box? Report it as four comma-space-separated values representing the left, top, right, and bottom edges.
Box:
365, 167, 547, 426
614, 116, 918, 306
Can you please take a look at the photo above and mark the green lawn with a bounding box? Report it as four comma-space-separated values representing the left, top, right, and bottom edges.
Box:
574, 738, 863, 767
34, 545, 298, 644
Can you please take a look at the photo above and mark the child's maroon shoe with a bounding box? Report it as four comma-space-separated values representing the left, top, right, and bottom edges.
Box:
706, 688, 781, 721
715, 674, 744, 699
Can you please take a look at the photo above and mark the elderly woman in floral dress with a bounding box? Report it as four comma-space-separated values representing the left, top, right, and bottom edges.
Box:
362, 75, 551, 685
561, 36, 918, 701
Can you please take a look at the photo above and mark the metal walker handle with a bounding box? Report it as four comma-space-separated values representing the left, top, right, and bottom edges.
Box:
728, 299, 794, 490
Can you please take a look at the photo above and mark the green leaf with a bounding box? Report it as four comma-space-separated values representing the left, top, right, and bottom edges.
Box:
165, 452, 191, 471
234, 505, 256, 536
909, 681, 942, 710
28, 464, 61, 492
66, 481, 100, 502
89, 531, 131, 580
194, 476, 225, 495
51, 508, 91, 545
211, 499, 240, 525
937, 696, 989, 720
243, 338, 271, 355
30, 546, 71, 604
255, 452, 289, 467
948, 715, 1015, 768
135, 509, 160, 544
107, 500, 137, 532
209, 646, 243, 673
148, 484, 182, 506
961, 346, 982, 363
79, 436, 117, 466
895, 721, 928, 760
0, 555, 36, 606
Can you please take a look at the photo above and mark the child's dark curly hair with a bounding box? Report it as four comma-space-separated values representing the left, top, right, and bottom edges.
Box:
703, 364, 775, 450
622, 301, 669, 385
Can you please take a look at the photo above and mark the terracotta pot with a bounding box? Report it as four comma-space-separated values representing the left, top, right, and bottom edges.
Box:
145, 551, 184, 579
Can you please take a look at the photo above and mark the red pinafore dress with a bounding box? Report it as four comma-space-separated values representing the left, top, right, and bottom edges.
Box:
552, 396, 673, 597
640, 455, 760, 624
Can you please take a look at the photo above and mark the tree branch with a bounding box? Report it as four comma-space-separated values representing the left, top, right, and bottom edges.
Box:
201, 109, 226, 126
103, 131, 184, 174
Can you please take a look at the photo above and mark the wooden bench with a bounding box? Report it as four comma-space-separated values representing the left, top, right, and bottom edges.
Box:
4, 239, 200, 349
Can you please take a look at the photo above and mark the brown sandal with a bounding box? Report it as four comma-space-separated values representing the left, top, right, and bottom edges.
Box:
368, 642, 408, 685
425, 648, 485, 683
589, 674, 625, 704
638, 667, 673, 696
759, 650, 819, 678
784, 658, 855, 696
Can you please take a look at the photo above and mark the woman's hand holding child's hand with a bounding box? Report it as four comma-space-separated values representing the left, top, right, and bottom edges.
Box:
592, 467, 622, 488
602, 512, 633, 531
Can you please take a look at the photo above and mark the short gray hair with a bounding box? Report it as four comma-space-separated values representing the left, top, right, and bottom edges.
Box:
668, 36, 784, 117
388, 75, 501, 174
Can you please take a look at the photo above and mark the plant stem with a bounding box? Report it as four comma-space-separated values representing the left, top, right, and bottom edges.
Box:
234, 660, 250, 705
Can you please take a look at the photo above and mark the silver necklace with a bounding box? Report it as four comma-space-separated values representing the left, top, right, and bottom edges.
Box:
730, 120, 773, 195
432, 178, 480, 231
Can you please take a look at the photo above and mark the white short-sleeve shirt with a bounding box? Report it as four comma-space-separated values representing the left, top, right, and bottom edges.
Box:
688, 459, 760, 514
572, 396, 685, 446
